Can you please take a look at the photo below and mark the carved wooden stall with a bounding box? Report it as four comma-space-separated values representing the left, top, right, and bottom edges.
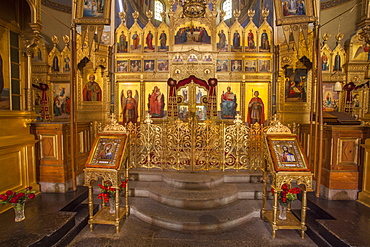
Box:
31, 121, 92, 192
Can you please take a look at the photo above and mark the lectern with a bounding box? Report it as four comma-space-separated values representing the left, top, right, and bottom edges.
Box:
84, 116, 130, 233
261, 121, 313, 238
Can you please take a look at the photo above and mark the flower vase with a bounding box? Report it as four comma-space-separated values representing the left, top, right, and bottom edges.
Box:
13, 202, 25, 222
109, 197, 116, 214
279, 204, 287, 220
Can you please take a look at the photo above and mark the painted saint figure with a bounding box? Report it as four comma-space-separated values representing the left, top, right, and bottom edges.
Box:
99, 143, 113, 159
233, 30, 241, 49
82, 75, 102, 101
148, 86, 165, 118
132, 31, 140, 50
221, 87, 237, 119
146, 31, 154, 50
218, 30, 226, 50
281, 146, 296, 162
296, 0, 306, 15
159, 30, 167, 50
247, 91, 265, 125
121, 89, 138, 124
260, 30, 270, 51
64, 56, 70, 72
333, 52, 341, 71
247, 30, 255, 49
322, 53, 328, 71
118, 31, 127, 52
52, 55, 59, 72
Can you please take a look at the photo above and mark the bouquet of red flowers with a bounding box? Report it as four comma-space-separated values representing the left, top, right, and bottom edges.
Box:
271, 183, 301, 206
98, 180, 127, 203
0, 186, 36, 205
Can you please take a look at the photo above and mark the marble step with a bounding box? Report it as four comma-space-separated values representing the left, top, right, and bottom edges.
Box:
129, 181, 266, 200
129, 170, 264, 184
162, 172, 224, 190
148, 181, 239, 209
130, 197, 262, 232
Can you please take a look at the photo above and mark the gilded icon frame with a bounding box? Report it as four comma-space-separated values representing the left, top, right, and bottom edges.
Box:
265, 134, 310, 172
85, 133, 128, 169
274, 0, 316, 26
75, 0, 112, 25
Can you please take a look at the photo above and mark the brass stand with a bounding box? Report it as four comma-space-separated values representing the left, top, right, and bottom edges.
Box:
84, 138, 130, 233
261, 171, 311, 238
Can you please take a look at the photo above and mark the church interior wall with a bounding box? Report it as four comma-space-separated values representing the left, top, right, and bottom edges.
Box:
319, 0, 361, 49
41, 5, 72, 50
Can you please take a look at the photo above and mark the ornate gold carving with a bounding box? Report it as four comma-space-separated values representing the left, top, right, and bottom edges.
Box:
102, 114, 126, 133
265, 116, 292, 134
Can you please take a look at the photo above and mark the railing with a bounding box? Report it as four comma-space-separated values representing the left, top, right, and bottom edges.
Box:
125, 115, 273, 171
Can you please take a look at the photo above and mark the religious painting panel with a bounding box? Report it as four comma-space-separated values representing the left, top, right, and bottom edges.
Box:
0, 25, 10, 110
158, 29, 169, 52
202, 54, 213, 62
116, 60, 128, 72
245, 28, 257, 52
144, 60, 155, 72
259, 60, 271, 72
245, 59, 257, 72
174, 21, 211, 45
52, 83, 71, 120
173, 54, 184, 62
62, 54, 71, 73
119, 82, 140, 124
116, 30, 128, 53
178, 86, 189, 104
218, 82, 240, 119
216, 28, 228, 52
75, 0, 112, 24
321, 50, 331, 73
85, 133, 127, 169
130, 31, 142, 52
265, 134, 310, 172
231, 60, 242, 72
322, 83, 339, 112
284, 67, 307, 102
259, 28, 271, 52
216, 60, 228, 72
274, 0, 315, 26
332, 51, 344, 73
130, 60, 142, 72
144, 30, 156, 52
187, 54, 199, 62
157, 60, 169, 72
82, 73, 103, 102
231, 29, 242, 52
146, 82, 167, 118
245, 83, 268, 125
100, 27, 111, 45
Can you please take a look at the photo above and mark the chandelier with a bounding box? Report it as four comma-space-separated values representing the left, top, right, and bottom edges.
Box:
181, 0, 208, 18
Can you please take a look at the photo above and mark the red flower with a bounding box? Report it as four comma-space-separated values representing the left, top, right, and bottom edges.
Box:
28, 193, 35, 199
17, 192, 25, 198
282, 197, 287, 203
0, 195, 8, 201
5, 190, 12, 196
26, 186, 33, 190
270, 188, 275, 194
281, 184, 289, 191
9, 197, 19, 203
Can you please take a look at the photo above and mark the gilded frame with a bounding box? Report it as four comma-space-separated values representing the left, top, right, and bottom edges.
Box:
75, 0, 112, 25
274, 0, 316, 26
51, 82, 71, 121
265, 134, 310, 172
85, 133, 128, 169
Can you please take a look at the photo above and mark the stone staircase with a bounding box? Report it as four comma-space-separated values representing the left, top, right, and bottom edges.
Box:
128, 170, 265, 232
